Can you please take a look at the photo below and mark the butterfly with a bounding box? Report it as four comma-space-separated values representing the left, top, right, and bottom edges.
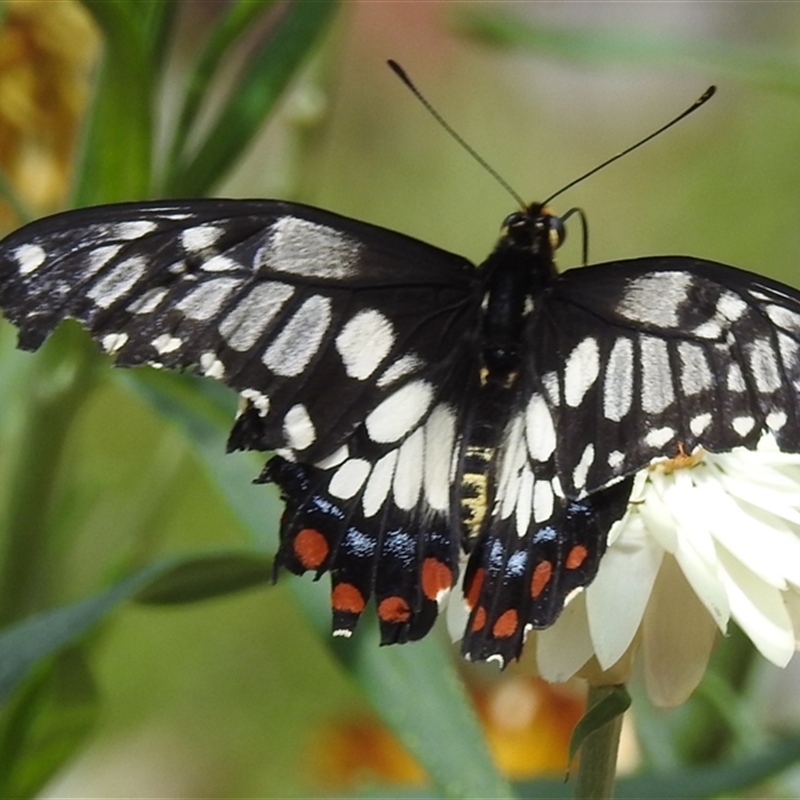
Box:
2, 189, 800, 666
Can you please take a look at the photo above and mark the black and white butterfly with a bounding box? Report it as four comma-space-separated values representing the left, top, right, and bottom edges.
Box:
2, 194, 800, 666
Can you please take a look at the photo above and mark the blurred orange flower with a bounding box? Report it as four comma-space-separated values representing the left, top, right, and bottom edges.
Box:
312, 674, 585, 789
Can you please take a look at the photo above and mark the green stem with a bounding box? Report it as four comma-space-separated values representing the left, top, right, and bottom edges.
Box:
574, 685, 623, 800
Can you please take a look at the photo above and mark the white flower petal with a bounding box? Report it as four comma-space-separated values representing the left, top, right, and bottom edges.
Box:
636, 476, 679, 553
642, 555, 719, 707
716, 547, 796, 667
784, 590, 800, 647
714, 470, 800, 527
587, 513, 663, 669
693, 472, 797, 589
536, 592, 593, 683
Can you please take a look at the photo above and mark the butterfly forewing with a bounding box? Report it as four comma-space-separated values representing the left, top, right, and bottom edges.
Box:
0, 200, 479, 462
533, 258, 800, 497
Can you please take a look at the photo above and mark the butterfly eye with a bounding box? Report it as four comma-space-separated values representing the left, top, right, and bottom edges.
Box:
501, 211, 527, 231
546, 214, 566, 252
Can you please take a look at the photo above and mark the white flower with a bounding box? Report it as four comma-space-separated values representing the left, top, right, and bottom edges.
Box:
536, 434, 800, 707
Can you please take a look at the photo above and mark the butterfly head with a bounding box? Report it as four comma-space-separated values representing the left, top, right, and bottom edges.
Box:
502, 203, 566, 258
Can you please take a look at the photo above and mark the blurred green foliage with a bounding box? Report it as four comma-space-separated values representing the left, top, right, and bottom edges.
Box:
2, 2, 800, 798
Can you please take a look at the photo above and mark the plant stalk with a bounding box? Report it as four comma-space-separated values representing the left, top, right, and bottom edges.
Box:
574, 685, 623, 800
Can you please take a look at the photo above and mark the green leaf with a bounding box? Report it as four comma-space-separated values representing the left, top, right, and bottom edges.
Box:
134, 552, 273, 604
0, 561, 168, 704
342, 626, 515, 800
0, 647, 99, 797
73, 0, 172, 203
116, 369, 279, 549
169, 0, 278, 159
166, 0, 339, 196
0, 550, 276, 706
614, 731, 800, 798
457, 10, 800, 94
568, 683, 631, 765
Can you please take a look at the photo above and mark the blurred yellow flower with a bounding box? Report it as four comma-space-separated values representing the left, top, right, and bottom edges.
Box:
0, 0, 98, 222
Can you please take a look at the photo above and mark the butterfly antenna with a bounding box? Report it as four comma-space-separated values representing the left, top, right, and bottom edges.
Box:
542, 86, 716, 206
388, 60, 527, 210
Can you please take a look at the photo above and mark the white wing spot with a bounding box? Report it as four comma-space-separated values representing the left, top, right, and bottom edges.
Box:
690, 412, 712, 436
515, 468, 534, 536
240, 388, 270, 416
727, 362, 746, 392
678, 341, 713, 396
199, 351, 225, 379
14, 244, 46, 275
87, 256, 146, 308
572, 443, 595, 490
262, 294, 332, 376
127, 287, 168, 314
644, 426, 676, 448
315, 444, 349, 470
617, 272, 693, 328
83, 244, 123, 278
692, 320, 723, 339
362, 451, 398, 517
101, 332, 128, 354
525, 393, 556, 462
218, 282, 294, 352
262, 216, 362, 279
541, 371, 560, 405
732, 415, 755, 436
335, 309, 395, 380
365, 379, 434, 444
283, 403, 316, 450
329, 458, 371, 500
201, 255, 239, 272
393, 428, 423, 510
152, 334, 182, 355
532, 479, 554, 524
603, 337, 634, 422
641, 336, 674, 414
748, 338, 782, 392
177, 277, 243, 321
111, 220, 158, 239
767, 304, 800, 332
564, 337, 600, 407
608, 450, 625, 469
778, 333, 800, 371
767, 411, 787, 431
377, 353, 423, 388
181, 225, 223, 252
716, 291, 747, 321
423, 404, 456, 511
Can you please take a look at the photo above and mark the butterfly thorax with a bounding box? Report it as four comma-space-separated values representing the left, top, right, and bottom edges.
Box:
479, 205, 561, 377
458, 206, 562, 546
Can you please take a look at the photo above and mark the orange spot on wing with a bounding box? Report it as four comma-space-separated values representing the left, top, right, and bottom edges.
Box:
294, 528, 329, 569
565, 545, 588, 570
530, 561, 552, 598
421, 558, 452, 600
332, 583, 365, 614
493, 609, 518, 638
466, 567, 485, 610
378, 596, 411, 623
471, 606, 487, 632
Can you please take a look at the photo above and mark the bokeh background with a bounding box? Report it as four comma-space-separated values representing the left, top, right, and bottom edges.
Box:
3, 1, 800, 797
